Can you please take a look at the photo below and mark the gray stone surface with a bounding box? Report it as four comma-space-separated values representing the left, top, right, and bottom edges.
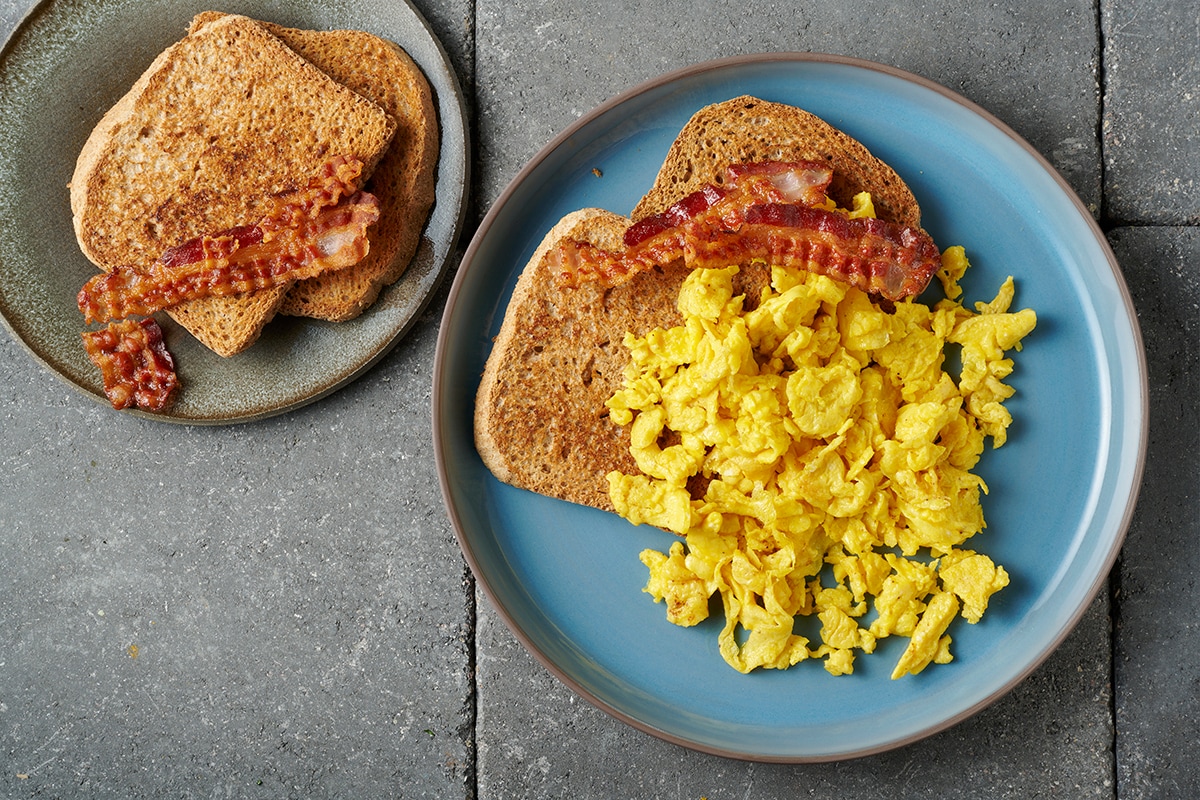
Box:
1102, 2, 1200, 224
475, 0, 1102, 213
1, 0, 1197, 798
0, 303, 473, 799
1108, 227, 1200, 800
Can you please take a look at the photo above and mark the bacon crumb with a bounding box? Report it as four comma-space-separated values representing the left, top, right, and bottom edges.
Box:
82, 318, 179, 411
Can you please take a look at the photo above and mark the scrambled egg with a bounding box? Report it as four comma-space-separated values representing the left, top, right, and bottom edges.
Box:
606, 237, 1036, 678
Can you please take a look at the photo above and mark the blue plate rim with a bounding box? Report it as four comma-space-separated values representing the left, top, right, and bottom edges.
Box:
434, 51, 1148, 761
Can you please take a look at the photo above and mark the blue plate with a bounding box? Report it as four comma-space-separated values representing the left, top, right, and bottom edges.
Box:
434, 54, 1147, 761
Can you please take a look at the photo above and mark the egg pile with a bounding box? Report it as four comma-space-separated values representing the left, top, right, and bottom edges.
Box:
606, 243, 1036, 678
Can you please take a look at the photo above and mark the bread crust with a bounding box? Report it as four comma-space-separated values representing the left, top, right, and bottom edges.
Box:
474, 97, 922, 510
632, 96, 920, 229
69, 13, 398, 356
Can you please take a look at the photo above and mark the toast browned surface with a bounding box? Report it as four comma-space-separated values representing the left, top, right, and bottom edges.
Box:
474, 211, 771, 512
184, 11, 441, 322
69, 13, 397, 356
631, 96, 921, 229
474, 98, 921, 512
265, 22, 439, 322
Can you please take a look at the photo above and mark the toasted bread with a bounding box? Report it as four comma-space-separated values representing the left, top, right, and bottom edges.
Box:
631, 96, 920, 229
474, 98, 922, 511
260, 20, 439, 322
475, 209, 773, 511
181, 12, 440, 322
69, 13, 397, 356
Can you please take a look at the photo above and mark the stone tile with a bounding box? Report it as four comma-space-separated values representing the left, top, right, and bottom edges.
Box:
471, 2, 1113, 796
475, 0, 1101, 212
1107, 226, 1200, 799
475, 592, 1113, 799
0, 0, 478, 792
1102, 2, 1200, 224
0, 308, 474, 799
410, 0, 475, 116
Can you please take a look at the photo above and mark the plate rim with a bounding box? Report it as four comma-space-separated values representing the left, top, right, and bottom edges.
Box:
434, 51, 1148, 761
0, 0, 471, 425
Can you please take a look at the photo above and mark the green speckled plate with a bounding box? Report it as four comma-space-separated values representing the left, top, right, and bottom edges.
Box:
0, 0, 468, 424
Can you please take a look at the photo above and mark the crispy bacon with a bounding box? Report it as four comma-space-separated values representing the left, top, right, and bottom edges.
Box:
725, 160, 833, 206
620, 161, 831, 250
158, 224, 263, 268
623, 185, 728, 248
550, 160, 940, 301
82, 318, 179, 411
692, 203, 941, 300
77, 156, 380, 324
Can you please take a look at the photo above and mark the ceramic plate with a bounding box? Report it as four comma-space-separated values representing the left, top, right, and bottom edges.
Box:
0, 0, 468, 423
435, 54, 1146, 761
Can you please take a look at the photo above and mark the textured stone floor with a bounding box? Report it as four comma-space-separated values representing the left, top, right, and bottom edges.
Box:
1, 1, 1195, 797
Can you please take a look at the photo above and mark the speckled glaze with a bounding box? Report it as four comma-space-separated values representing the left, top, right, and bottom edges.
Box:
0, 0, 469, 423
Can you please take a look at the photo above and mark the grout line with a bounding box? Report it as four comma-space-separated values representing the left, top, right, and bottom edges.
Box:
466, 0, 482, 792
1095, 7, 1123, 799
1096, 0, 1111, 233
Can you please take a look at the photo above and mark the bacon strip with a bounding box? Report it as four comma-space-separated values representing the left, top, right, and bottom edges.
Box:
690, 203, 941, 300
623, 184, 728, 248
82, 318, 179, 411
620, 161, 831, 250
77, 156, 380, 324
550, 160, 940, 301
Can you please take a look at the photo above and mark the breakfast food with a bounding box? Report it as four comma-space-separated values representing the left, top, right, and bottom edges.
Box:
82, 318, 179, 411
165, 11, 440, 324
77, 156, 379, 325
69, 13, 398, 357
547, 158, 941, 301
475, 97, 1036, 677
210, 13, 441, 323
476, 97, 928, 510
610, 254, 1034, 676
70, 11, 439, 411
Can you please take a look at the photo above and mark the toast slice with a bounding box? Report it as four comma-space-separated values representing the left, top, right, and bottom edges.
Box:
261, 20, 439, 322
473, 210, 763, 511
182, 12, 440, 322
474, 98, 921, 511
632, 96, 921, 229
69, 13, 397, 356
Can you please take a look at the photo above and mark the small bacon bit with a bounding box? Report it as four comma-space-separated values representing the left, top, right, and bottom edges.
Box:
82, 318, 179, 411
724, 160, 833, 206
77, 156, 380, 324
551, 160, 938, 301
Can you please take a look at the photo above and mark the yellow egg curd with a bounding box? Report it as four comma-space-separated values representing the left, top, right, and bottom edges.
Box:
606, 244, 1036, 678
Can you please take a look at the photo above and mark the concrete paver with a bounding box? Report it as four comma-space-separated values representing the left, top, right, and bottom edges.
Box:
1, 0, 1197, 797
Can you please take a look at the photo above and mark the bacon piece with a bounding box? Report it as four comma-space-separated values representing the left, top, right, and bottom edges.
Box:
551, 160, 938, 301
77, 156, 380, 324
691, 203, 941, 300
724, 160, 833, 206
158, 224, 263, 268
82, 318, 179, 411
621, 161, 830, 249
624, 185, 728, 248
